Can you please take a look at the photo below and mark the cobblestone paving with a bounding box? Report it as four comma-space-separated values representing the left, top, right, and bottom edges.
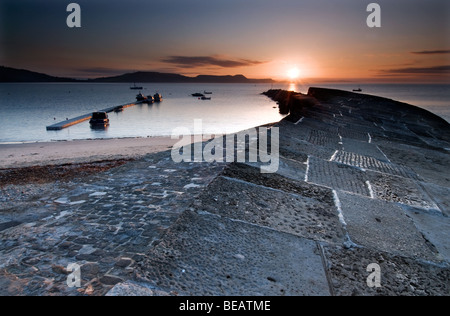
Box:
0, 151, 225, 295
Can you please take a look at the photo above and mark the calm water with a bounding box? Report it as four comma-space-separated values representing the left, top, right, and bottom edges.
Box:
0, 82, 449, 143
0, 83, 283, 143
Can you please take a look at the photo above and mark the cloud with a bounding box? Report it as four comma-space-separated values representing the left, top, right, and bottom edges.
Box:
162, 56, 266, 68
411, 50, 450, 55
379, 65, 450, 75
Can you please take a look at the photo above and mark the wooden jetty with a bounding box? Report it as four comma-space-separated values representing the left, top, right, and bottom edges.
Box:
46, 101, 142, 131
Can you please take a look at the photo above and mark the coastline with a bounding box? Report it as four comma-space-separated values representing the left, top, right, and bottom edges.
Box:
0, 136, 179, 169
0, 87, 449, 296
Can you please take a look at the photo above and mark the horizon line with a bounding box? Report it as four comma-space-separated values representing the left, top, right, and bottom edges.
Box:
1, 65, 449, 85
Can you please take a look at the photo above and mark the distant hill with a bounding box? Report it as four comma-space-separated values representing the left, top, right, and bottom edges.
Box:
89, 71, 189, 83
90, 71, 274, 84
0, 66, 77, 82
0, 66, 274, 83
193, 74, 272, 84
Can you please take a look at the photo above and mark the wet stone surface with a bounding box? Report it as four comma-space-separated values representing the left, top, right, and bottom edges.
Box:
419, 182, 450, 217
193, 175, 345, 243
136, 210, 331, 296
323, 245, 450, 296
307, 156, 370, 196
0, 150, 225, 295
2, 88, 450, 296
333, 151, 422, 181
340, 138, 387, 162
366, 171, 438, 210
378, 143, 450, 188
336, 191, 438, 260
278, 133, 336, 161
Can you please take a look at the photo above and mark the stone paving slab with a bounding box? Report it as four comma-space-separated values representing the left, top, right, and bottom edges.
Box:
378, 143, 450, 188
419, 182, 450, 217
336, 191, 438, 261
333, 151, 422, 181
106, 280, 171, 296
418, 136, 450, 150
366, 171, 438, 210
193, 176, 345, 244
307, 129, 341, 149
299, 118, 339, 135
278, 148, 309, 165
341, 138, 387, 161
135, 210, 331, 296
307, 156, 370, 196
274, 157, 307, 182
278, 122, 342, 151
276, 120, 311, 141
338, 128, 370, 142
244, 156, 307, 183
401, 206, 450, 262
221, 163, 336, 207
374, 131, 435, 152
279, 133, 336, 161
322, 245, 450, 296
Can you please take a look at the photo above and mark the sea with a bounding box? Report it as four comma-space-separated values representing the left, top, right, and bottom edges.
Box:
0, 82, 449, 143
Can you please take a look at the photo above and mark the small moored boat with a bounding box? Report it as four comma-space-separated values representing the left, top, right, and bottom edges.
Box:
114, 105, 124, 112
192, 93, 204, 97
154, 93, 163, 102
136, 92, 147, 101
130, 83, 143, 90
204, 91, 212, 95
90, 112, 109, 126
201, 96, 211, 100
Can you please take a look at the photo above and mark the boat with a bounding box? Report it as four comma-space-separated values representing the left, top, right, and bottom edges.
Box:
154, 93, 163, 102
114, 105, 124, 112
130, 83, 143, 90
201, 96, 211, 100
353, 87, 362, 92
145, 95, 155, 103
204, 91, 212, 95
136, 92, 147, 102
90, 112, 109, 126
192, 93, 204, 97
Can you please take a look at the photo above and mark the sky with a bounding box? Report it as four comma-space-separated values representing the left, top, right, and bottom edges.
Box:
0, 0, 449, 83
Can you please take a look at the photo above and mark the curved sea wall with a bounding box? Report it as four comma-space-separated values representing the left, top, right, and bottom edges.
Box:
262, 89, 318, 116
1, 88, 449, 296
264, 87, 450, 145
131, 87, 450, 296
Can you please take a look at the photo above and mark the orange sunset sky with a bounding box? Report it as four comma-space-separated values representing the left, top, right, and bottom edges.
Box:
1, 0, 449, 83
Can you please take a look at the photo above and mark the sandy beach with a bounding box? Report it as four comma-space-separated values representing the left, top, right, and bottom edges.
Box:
0, 137, 179, 169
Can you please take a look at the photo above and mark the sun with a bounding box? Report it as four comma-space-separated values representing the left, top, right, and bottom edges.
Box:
287, 67, 300, 80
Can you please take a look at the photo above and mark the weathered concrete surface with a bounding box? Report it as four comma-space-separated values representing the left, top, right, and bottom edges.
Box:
323, 245, 450, 296
193, 175, 345, 243
1, 87, 449, 296
401, 206, 450, 262
336, 191, 437, 260
134, 210, 330, 296
106, 280, 171, 296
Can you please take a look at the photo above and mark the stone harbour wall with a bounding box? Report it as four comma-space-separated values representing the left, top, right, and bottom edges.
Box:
1, 88, 449, 296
